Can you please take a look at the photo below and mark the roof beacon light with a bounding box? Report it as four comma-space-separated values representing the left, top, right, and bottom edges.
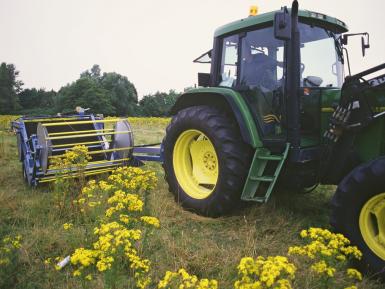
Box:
249, 5, 258, 17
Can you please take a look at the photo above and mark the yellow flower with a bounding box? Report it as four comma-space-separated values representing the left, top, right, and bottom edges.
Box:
158, 268, 217, 289
70, 248, 97, 267
85, 274, 92, 280
0, 258, 10, 265
311, 261, 336, 277
347, 268, 363, 281
234, 256, 295, 289
44, 258, 51, 265
73, 269, 82, 276
140, 216, 160, 228
63, 223, 73, 230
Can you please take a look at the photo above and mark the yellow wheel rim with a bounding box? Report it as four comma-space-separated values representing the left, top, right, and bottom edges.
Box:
173, 129, 219, 199
359, 192, 385, 260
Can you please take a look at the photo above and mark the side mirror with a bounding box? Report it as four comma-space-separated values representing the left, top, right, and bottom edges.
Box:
274, 8, 291, 40
198, 73, 210, 87
361, 34, 370, 57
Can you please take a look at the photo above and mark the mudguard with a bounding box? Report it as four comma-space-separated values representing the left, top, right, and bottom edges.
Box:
171, 87, 262, 148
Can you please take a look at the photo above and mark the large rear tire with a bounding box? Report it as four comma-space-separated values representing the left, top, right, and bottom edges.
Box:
163, 105, 253, 217
331, 157, 385, 278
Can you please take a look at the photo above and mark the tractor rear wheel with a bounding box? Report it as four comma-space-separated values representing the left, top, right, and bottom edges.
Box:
162, 105, 252, 217
331, 157, 385, 278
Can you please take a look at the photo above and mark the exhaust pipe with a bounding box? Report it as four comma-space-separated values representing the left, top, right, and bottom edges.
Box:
286, 0, 301, 161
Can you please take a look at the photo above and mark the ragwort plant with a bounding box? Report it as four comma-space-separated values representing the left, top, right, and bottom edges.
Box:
234, 256, 296, 289
288, 228, 363, 289
0, 234, 22, 287
53, 166, 158, 289
157, 268, 218, 289
50, 145, 91, 213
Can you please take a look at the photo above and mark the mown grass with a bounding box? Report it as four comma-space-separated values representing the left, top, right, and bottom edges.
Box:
0, 120, 383, 289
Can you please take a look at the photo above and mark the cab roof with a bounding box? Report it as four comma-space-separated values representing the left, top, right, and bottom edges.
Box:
214, 9, 348, 37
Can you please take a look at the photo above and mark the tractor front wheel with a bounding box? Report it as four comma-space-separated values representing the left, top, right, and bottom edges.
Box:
162, 105, 252, 217
331, 157, 385, 278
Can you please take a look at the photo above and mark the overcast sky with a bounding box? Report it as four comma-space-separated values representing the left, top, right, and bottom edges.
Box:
1, 0, 384, 97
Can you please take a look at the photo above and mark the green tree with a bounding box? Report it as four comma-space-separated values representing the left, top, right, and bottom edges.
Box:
56, 77, 115, 115
0, 63, 23, 114
80, 64, 101, 80
100, 72, 138, 116
139, 90, 179, 116
19, 88, 56, 113
58, 65, 138, 116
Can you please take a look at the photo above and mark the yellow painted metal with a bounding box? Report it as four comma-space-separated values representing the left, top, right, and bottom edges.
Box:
173, 129, 218, 199
359, 192, 385, 260
42, 118, 127, 127
46, 131, 131, 140
373, 107, 385, 113
51, 140, 112, 148
321, 107, 335, 113
86, 157, 129, 165
46, 158, 130, 174
319, 106, 385, 113
48, 128, 114, 136
48, 146, 133, 158
38, 168, 116, 183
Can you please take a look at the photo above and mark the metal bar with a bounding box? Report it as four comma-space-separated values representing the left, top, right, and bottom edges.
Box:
133, 146, 161, 154
87, 147, 132, 155
46, 131, 131, 140
349, 62, 385, 80
45, 159, 129, 175
50, 140, 112, 148
48, 128, 114, 136
42, 118, 127, 127
52, 144, 102, 152
134, 155, 163, 162
48, 147, 133, 158
87, 157, 129, 165
22, 117, 91, 123
38, 168, 115, 183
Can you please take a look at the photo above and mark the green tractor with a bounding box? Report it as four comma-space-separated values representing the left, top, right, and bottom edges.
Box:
162, 0, 385, 277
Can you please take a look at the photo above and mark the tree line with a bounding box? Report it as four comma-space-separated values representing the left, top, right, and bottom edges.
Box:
0, 63, 180, 116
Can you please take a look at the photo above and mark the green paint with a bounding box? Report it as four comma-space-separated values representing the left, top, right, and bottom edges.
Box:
214, 10, 348, 37
241, 143, 290, 202
182, 87, 263, 148
355, 119, 385, 162
320, 88, 341, 136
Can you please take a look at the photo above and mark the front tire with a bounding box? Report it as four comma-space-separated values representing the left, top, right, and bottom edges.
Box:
163, 106, 252, 217
331, 157, 385, 278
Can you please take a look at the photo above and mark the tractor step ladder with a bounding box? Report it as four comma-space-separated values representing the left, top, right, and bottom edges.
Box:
241, 143, 290, 203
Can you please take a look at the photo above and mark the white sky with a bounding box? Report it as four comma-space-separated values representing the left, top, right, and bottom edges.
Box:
1, 0, 384, 97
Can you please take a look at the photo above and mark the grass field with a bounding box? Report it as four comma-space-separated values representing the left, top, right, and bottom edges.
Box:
0, 118, 383, 289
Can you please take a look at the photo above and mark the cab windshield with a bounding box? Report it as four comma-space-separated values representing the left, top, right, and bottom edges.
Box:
299, 23, 343, 88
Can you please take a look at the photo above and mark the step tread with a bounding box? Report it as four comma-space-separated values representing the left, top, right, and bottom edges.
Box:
249, 175, 274, 182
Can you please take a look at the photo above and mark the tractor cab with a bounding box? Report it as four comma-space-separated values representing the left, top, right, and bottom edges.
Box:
195, 8, 348, 153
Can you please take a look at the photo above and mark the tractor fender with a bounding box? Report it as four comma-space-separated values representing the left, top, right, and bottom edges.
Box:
171, 87, 262, 148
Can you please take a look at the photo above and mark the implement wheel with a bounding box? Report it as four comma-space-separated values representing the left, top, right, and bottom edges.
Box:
331, 157, 385, 278
163, 105, 252, 217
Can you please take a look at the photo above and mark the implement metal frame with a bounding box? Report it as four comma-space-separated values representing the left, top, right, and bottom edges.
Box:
11, 114, 163, 186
